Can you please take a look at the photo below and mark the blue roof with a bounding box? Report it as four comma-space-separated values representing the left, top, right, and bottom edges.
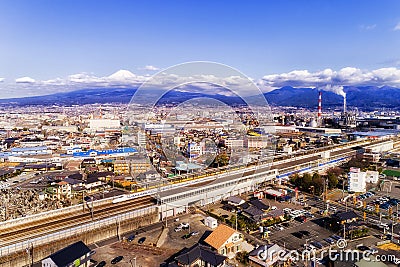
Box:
0, 152, 11, 158
352, 131, 398, 137
73, 147, 137, 157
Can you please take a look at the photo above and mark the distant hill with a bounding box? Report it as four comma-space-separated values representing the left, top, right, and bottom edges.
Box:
264, 86, 400, 109
264, 86, 343, 107
0, 85, 400, 109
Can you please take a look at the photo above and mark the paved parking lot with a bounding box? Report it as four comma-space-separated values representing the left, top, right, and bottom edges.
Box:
90, 213, 216, 267
268, 218, 335, 251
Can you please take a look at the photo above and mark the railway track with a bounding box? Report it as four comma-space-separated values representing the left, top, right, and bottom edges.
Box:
0, 139, 393, 249
0, 196, 155, 247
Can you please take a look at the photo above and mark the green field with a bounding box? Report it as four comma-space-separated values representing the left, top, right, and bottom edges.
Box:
383, 169, 400, 177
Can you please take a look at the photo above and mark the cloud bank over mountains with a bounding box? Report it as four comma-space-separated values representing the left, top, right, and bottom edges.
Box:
1, 67, 400, 99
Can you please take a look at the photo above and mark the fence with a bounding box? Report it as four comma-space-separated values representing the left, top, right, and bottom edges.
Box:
0, 205, 157, 257
0, 196, 116, 230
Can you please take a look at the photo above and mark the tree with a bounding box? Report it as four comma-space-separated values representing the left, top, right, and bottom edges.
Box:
346, 155, 369, 170
302, 173, 312, 190
215, 152, 229, 167
327, 172, 339, 189
327, 167, 344, 177
312, 173, 324, 195
289, 173, 300, 186
236, 251, 249, 265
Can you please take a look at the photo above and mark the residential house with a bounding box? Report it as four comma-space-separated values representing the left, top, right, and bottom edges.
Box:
45, 181, 72, 200
264, 209, 285, 221
333, 211, 359, 224
242, 206, 266, 222
169, 243, 227, 267
136, 170, 161, 182
204, 224, 243, 258
226, 196, 245, 207
249, 244, 286, 267
41, 241, 92, 267
249, 199, 270, 211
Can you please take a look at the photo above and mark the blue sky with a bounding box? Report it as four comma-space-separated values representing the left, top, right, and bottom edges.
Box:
0, 0, 400, 97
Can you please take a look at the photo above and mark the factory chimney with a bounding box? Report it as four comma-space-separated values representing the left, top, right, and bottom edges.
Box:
317, 91, 322, 119
343, 95, 347, 114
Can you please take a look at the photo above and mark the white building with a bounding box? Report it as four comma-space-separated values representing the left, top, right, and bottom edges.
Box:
348, 168, 366, 193
225, 138, 244, 148
89, 119, 120, 130
245, 136, 270, 148
204, 224, 243, 258
283, 145, 293, 155
137, 131, 147, 147
11, 146, 52, 156
188, 142, 203, 158
366, 170, 379, 183
348, 169, 379, 193
204, 216, 218, 229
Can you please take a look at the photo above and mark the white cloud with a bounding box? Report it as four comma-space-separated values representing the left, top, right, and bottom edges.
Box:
142, 65, 160, 71
259, 67, 400, 95
15, 76, 35, 83
360, 24, 376, 31
3, 66, 400, 99
394, 22, 400, 31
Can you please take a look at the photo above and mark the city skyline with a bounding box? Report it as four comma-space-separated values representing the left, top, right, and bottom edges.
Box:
1, 0, 400, 98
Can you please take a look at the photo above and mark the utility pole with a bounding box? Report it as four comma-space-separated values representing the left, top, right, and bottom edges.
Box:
342, 175, 346, 199
91, 198, 94, 221
343, 223, 346, 239
391, 214, 394, 241
235, 212, 238, 232
165, 202, 168, 228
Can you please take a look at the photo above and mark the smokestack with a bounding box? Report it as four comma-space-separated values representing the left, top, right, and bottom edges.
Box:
343, 95, 347, 114
318, 91, 322, 119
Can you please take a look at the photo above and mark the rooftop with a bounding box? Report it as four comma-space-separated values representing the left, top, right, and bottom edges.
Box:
204, 224, 237, 250
45, 241, 91, 266
174, 243, 226, 266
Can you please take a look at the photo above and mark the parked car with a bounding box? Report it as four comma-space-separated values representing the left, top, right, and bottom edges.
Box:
138, 237, 146, 244
356, 245, 370, 251
330, 235, 342, 241
180, 222, 190, 229
174, 227, 182, 232
190, 231, 199, 236
96, 261, 106, 267
182, 233, 192, 239
324, 238, 335, 245
111, 256, 123, 264
295, 216, 307, 223
283, 208, 292, 213
127, 234, 135, 242
312, 241, 323, 249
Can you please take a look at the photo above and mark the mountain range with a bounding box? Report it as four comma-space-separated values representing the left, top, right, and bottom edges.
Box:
1, 85, 400, 110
